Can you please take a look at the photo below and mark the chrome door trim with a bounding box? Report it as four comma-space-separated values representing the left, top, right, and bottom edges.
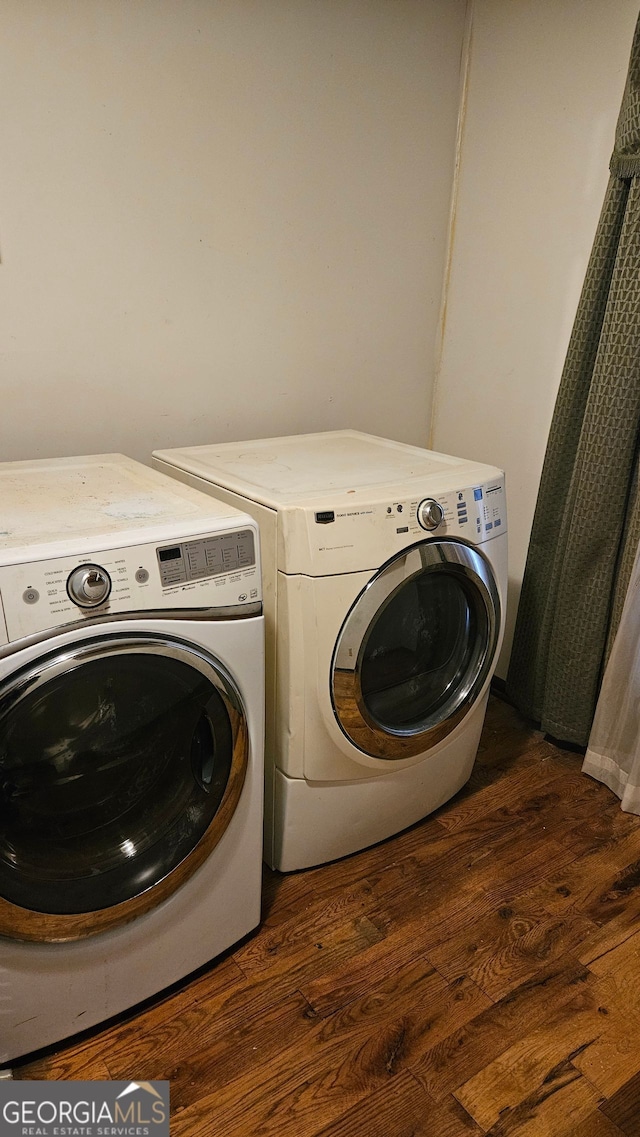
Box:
331, 539, 500, 760
0, 601, 262, 662
0, 632, 249, 943
0, 632, 244, 710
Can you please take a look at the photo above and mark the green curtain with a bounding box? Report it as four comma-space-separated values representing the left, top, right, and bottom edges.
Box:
506, 13, 640, 746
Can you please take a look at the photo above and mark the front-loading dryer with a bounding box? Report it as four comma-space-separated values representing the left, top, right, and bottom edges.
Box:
0, 454, 264, 1062
153, 431, 507, 872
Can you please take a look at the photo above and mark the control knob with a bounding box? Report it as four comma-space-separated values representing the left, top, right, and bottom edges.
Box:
67, 564, 112, 608
417, 498, 444, 531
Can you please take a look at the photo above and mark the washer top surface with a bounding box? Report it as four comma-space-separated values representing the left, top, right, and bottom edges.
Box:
153, 430, 502, 508
0, 453, 250, 565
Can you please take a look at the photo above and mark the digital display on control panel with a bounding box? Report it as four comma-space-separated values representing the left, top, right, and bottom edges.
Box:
156, 529, 255, 588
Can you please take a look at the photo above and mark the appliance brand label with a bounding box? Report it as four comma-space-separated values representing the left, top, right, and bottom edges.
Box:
0, 1081, 169, 1137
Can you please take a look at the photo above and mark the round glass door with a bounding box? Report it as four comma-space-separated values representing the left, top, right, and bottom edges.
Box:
331, 540, 500, 760
0, 633, 248, 942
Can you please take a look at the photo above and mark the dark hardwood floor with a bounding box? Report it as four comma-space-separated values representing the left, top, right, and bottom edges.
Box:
17, 696, 640, 1136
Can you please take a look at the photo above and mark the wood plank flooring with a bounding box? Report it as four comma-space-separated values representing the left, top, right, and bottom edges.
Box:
16, 696, 640, 1136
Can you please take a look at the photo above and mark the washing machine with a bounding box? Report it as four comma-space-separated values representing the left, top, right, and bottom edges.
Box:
153, 431, 507, 872
0, 454, 263, 1063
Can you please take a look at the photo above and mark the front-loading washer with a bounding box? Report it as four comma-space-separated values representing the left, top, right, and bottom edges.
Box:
0, 454, 263, 1063
153, 431, 507, 872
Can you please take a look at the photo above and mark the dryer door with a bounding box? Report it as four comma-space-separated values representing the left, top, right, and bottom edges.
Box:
0, 632, 248, 942
331, 539, 500, 760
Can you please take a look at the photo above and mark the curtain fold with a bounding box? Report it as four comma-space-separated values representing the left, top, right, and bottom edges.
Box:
506, 13, 640, 746
583, 538, 640, 810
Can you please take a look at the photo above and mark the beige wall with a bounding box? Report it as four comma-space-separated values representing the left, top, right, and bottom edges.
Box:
6, 0, 632, 680
0, 0, 466, 463
432, 0, 639, 677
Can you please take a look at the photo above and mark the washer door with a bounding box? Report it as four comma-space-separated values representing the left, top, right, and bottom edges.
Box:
0, 633, 248, 942
331, 539, 500, 760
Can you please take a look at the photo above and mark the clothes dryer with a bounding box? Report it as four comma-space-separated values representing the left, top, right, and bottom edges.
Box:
0, 455, 263, 1062
153, 431, 506, 872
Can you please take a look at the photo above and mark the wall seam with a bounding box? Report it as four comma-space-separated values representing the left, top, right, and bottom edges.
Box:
428, 0, 475, 449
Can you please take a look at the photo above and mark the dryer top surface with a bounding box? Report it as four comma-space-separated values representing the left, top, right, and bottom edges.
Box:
0, 453, 254, 564
153, 430, 503, 509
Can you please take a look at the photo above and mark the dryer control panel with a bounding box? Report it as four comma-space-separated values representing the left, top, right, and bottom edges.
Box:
404, 481, 506, 541
358, 481, 506, 542
0, 528, 261, 644
293, 477, 507, 577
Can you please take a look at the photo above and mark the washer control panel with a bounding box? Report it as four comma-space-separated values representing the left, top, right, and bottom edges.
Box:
157, 530, 256, 588
0, 527, 260, 643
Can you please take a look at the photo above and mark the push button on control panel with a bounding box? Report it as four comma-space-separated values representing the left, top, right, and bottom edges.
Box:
22, 588, 39, 605
135, 567, 150, 584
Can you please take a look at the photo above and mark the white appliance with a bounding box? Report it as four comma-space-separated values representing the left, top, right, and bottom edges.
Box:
0, 454, 264, 1062
153, 431, 507, 872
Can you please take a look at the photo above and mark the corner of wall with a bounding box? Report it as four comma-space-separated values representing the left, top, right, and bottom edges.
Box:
428, 0, 475, 450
